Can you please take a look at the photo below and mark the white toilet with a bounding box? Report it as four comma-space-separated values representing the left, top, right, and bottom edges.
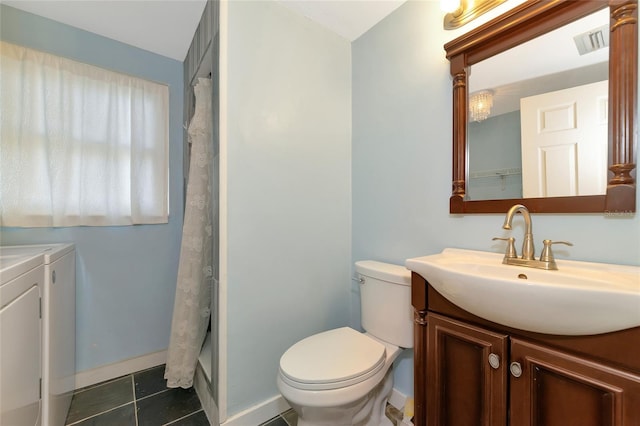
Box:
277, 260, 413, 426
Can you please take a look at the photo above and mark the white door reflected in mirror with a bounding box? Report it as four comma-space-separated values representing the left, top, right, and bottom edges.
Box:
520, 80, 608, 198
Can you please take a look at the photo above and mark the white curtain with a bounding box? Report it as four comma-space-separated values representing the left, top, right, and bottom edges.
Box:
0, 41, 169, 227
165, 78, 213, 388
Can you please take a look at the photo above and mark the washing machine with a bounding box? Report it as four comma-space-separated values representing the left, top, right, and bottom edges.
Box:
0, 250, 44, 426
1, 244, 76, 426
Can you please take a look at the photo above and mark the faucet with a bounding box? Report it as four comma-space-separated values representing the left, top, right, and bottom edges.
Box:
502, 204, 535, 260
494, 204, 573, 270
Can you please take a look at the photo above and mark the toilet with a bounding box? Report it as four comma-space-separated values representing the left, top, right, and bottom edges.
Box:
277, 261, 413, 426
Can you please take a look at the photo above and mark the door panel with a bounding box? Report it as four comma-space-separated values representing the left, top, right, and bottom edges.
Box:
538, 143, 578, 197
510, 338, 640, 426
1, 284, 41, 426
521, 80, 608, 197
427, 313, 508, 426
534, 367, 616, 426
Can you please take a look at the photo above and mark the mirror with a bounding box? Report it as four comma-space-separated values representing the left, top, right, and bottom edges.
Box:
468, 8, 609, 201
444, 0, 637, 214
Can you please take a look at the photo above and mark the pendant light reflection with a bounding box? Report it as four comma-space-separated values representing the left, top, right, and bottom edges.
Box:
469, 90, 493, 122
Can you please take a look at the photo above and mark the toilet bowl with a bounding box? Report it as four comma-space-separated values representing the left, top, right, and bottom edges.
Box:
277, 261, 413, 426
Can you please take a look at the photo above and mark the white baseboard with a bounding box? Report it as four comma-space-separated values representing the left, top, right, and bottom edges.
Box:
75, 350, 167, 389
221, 395, 290, 426
388, 387, 409, 412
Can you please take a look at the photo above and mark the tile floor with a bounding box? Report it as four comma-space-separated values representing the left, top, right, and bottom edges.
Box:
66, 364, 401, 426
259, 404, 403, 426
65, 365, 207, 426
257, 409, 297, 426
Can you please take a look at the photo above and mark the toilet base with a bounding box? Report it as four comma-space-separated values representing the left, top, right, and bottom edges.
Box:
288, 367, 395, 426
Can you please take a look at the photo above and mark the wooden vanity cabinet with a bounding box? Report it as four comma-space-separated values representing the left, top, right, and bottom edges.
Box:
510, 337, 640, 426
426, 313, 508, 426
412, 273, 640, 426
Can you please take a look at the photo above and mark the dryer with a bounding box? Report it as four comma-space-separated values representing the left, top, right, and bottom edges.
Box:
1, 244, 76, 426
0, 251, 44, 426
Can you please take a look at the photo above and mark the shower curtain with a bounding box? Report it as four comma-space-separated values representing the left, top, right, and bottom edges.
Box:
165, 78, 213, 388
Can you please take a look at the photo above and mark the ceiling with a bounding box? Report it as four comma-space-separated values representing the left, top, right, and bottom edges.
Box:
1, 0, 406, 61
470, 7, 609, 116
278, 0, 405, 41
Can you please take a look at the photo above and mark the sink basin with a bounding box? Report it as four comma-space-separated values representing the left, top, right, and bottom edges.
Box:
406, 248, 640, 335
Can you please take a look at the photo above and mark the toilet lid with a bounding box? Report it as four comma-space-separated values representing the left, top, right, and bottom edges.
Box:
279, 327, 386, 390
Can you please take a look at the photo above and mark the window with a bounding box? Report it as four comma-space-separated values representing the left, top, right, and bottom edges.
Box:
0, 41, 169, 227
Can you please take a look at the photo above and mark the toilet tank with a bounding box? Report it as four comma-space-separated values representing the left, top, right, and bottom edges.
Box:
355, 261, 413, 348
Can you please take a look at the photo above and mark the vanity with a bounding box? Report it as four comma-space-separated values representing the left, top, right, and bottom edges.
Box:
407, 213, 640, 426
409, 268, 640, 426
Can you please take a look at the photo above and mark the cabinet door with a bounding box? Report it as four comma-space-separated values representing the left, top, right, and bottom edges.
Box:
1, 284, 41, 426
510, 338, 640, 426
427, 313, 508, 426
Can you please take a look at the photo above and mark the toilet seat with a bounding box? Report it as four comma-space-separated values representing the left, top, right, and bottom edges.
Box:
279, 327, 386, 391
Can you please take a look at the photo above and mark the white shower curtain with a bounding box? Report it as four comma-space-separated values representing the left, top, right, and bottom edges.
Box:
165, 78, 213, 388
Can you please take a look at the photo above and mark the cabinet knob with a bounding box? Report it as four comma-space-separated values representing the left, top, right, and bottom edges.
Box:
488, 353, 500, 369
510, 361, 523, 378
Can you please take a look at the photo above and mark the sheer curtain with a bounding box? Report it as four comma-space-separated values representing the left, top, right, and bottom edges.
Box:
0, 41, 168, 227
165, 78, 213, 388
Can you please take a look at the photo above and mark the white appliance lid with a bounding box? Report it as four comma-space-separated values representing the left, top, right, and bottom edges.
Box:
279, 327, 386, 386
0, 253, 43, 284
0, 243, 74, 263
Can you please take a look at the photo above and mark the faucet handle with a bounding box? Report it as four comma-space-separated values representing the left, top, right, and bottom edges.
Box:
540, 239, 573, 262
493, 237, 517, 259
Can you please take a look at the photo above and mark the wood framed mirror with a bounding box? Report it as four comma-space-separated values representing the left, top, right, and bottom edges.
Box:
445, 0, 637, 214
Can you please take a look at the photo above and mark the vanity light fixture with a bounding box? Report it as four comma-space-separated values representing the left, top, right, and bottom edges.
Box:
440, 0, 461, 14
443, 0, 508, 30
469, 90, 493, 122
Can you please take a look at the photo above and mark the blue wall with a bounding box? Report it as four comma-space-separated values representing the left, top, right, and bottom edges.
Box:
224, 1, 352, 415
0, 5, 184, 373
468, 111, 523, 200
352, 0, 640, 397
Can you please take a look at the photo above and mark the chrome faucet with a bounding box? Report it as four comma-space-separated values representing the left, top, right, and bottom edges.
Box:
502, 204, 535, 260
493, 204, 573, 270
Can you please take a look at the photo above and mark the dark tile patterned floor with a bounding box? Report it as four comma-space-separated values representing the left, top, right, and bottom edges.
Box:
65, 364, 398, 426
258, 408, 297, 426
258, 403, 401, 426
65, 365, 208, 426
